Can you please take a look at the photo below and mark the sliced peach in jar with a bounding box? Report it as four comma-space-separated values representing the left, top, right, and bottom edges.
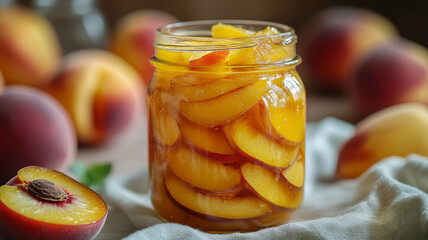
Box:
241, 163, 303, 208
179, 117, 234, 157
171, 73, 257, 101
260, 71, 305, 144
165, 171, 271, 219
148, 93, 180, 146
179, 78, 273, 126
224, 112, 299, 168
281, 154, 304, 188
167, 148, 241, 192
188, 50, 230, 66
260, 101, 305, 144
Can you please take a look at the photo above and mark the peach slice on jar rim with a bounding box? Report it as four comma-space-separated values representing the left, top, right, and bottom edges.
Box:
165, 171, 271, 220
167, 148, 242, 192
241, 163, 303, 208
0, 166, 107, 240
224, 109, 299, 168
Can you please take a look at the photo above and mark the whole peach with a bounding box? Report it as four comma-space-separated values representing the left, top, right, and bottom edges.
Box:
348, 39, 428, 117
45, 49, 144, 145
0, 87, 76, 185
299, 6, 398, 91
0, 6, 61, 87
109, 10, 177, 87
337, 103, 428, 179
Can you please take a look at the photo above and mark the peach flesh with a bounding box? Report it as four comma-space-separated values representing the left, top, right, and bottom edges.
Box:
167, 148, 241, 192
165, 171, 271, 220
0, 166, 107, 240
179, 117, 234, 156
241, 163, 303, 208
224, 112, 299, 168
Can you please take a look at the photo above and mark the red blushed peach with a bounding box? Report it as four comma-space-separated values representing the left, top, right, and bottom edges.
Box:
109, 10, 177, 87
0, 6, 61, 87
336, 103, 428, 178
0, 166, 107, 240
299, 6, 398, 91
0, 86, 76, 185
348, 39, 428, 117
44, 50, 144, 145
0, 71, 4, 92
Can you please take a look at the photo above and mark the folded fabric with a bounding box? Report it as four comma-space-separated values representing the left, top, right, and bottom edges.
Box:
97, 117, 428, 240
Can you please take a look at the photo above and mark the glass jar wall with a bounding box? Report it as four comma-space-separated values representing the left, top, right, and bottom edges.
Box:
147, 20, 306, 232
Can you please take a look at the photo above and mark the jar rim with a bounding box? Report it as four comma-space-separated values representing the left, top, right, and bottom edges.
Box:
155, 19, 296, 49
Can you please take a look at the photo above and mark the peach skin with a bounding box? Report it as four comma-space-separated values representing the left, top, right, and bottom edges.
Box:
45, 50, 144, 146
0, 166, 107, 240
300, 6, 398, 91
349, 39, 428, 117
337, 103, 428, 179
0, 86, 76, 185
0, 6, 61, 87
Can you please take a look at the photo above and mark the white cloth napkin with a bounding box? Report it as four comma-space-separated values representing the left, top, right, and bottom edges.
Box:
97, 117, 428, 240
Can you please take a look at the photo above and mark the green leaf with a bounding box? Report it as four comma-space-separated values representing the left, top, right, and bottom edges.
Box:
70, 162, 113, 188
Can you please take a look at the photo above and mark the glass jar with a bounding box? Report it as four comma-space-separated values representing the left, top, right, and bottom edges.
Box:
148, 20, 306, 232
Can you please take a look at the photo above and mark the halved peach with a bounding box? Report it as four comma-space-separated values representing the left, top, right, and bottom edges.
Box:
148, 93, 180, 146
224, 112, 299, 168
241, 163, 303, 208
281, 153, 304, 188
0, 166, 107, 240
167, 148, 241, 192
171, 74, 257, 101
179, 78, 273, 126
165, 171, 271, 219
179, 117, 235, 157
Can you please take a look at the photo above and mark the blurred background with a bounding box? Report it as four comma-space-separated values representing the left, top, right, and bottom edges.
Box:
5, 0, 426, 124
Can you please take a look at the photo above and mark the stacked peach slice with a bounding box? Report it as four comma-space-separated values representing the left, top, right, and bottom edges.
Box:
148, 23, 306, 231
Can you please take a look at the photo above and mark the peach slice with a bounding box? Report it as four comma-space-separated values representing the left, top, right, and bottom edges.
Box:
148, 93, 180, 146
165, 171, 271, 219
259, 71, 305, 144
188, 50, 230, 66
179, 79, 273, 126
224, 112, 299, 168
167, 148, 241, 192
260, 101, 305, 144
281, 154, 304, 188
171, 74, 257, 101
241, 163, 303, 208
0, 166, 107, 240
179, 117, 234, 157
211, 23, 254, 38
